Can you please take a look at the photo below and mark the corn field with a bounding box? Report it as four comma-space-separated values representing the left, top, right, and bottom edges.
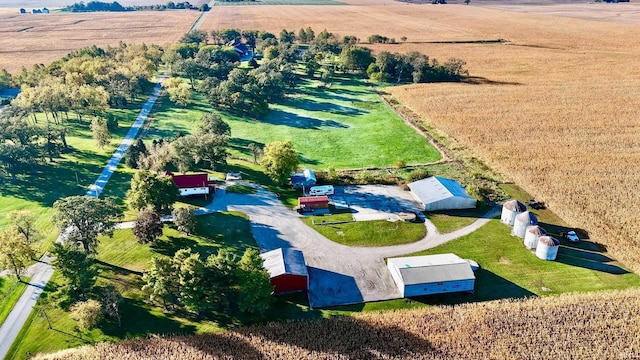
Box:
34, 288, 640, 359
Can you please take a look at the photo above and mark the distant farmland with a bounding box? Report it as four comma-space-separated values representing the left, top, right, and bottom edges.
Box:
200, 1, 640, 273
0, 10, 199, 74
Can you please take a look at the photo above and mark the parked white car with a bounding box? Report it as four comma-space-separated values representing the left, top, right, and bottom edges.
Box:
564, 230, 580, 243
225, 172, 242, 181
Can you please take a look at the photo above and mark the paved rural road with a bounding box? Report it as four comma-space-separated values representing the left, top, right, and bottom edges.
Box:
203, 183, 499, 308
0, 79, 166, 360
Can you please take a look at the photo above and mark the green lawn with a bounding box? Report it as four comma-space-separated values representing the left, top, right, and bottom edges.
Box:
0, 103, 147, 254
426, 205, 490, 234
0, 277, 29, 326
409, 219, 640, 304
302, 213, 426, 246
225, 184, 258, 194
6, 212, 258, 360
150, 74, 441, 170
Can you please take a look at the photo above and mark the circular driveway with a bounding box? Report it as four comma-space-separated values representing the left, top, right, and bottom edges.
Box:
203, 184, 498, 308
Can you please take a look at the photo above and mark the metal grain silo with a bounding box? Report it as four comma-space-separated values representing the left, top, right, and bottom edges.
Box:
536, 236, 560, 261
524, 225, 547, 249
512, 211, 538, 238
501, 200, 526, 226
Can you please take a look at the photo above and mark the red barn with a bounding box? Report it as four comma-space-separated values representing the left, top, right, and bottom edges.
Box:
168, 172, 216, 197
298, 196, 329, 209
260, 248, 309, 294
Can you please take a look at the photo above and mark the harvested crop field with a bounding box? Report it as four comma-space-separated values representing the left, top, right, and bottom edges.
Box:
33, 289, 640, 359
0, 10, 199, 74
380, 5, 640, 274
202, 1, 640, 273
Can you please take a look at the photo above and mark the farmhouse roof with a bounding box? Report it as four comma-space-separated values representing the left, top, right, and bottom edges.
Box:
170, 173, 214, 189
388, 254, 475, 285
260, 248, 308, 278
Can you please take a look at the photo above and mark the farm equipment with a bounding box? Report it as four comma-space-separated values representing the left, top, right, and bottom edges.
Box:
526, 199, 546, 210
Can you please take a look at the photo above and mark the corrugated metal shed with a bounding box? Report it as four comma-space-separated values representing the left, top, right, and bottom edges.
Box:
387, 254, 475, 297
407, 176, 477, 211
260, 248, 308, 278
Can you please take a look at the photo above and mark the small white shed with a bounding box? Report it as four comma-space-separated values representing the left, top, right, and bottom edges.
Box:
387, 253, 475, 297
407, 176, 477, 211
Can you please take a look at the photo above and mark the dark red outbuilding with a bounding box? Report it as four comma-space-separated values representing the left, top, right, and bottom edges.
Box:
260, 248, 309, 294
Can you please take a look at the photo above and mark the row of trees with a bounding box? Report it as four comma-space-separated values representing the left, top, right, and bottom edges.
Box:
0, 43, 163, 181
163, 29, 298, 118
124, 113, 231, 173
143, 248, 273, 316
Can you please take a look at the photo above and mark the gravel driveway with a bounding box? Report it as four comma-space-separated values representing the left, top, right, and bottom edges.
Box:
206, 183, 499, 308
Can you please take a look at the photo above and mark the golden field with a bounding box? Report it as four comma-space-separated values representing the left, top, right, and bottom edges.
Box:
204, 1, 640, 273
0, 10, 199, 74
34, 288, 640, 359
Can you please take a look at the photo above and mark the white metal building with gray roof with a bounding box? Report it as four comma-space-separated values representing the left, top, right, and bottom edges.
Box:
387, 253, 475, 297
407, 176, 477, 211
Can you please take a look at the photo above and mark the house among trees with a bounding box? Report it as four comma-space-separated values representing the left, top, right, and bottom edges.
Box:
166, 172, 215, 197
226, 39, 253, 61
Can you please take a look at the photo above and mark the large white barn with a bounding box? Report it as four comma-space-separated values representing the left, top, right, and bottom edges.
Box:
407, 176, 477, 211
387, 254, 475, 297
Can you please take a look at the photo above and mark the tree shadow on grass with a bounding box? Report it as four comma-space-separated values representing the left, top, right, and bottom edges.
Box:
283, 97, 366, 117
100, 298, 197, 339
151, 235, 204, 258
0, 160, 93, 207
240, 315, 438, 359
95, 259, 143, 277
410, 268, 536, 306
264, 109, 348, 130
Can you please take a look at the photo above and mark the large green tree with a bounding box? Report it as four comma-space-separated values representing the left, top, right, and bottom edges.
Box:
235, 248, 274, 315
340, 46, 374, 73
127, 170, 180, 212
52, 242, 98, 300
52, 196, 123, 254
172, 207, 197, 235
261, 141, 299, 185
132, 210, 163, 244
7, 210, 41, 246
142, 256, 179, 311
0, 228, 36, 282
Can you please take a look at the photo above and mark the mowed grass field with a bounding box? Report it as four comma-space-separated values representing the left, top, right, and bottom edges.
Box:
0, 10, 199, 74
152, 74, 440, 169
200, 0, 640, 273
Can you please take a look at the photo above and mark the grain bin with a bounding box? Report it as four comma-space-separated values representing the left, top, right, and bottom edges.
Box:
536, 236, 560, 260
512, 211, 538, 238
501, 200, 526, 226
524, 225, 547, 249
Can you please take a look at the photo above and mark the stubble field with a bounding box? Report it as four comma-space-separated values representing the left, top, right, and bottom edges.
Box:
205, 1, 640, 273
0, 10, 199, 74
33, 288, 640, 359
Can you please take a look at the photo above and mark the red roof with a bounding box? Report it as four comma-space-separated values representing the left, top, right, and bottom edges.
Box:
171, 174, 215, 189
298, 196, 329, 206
